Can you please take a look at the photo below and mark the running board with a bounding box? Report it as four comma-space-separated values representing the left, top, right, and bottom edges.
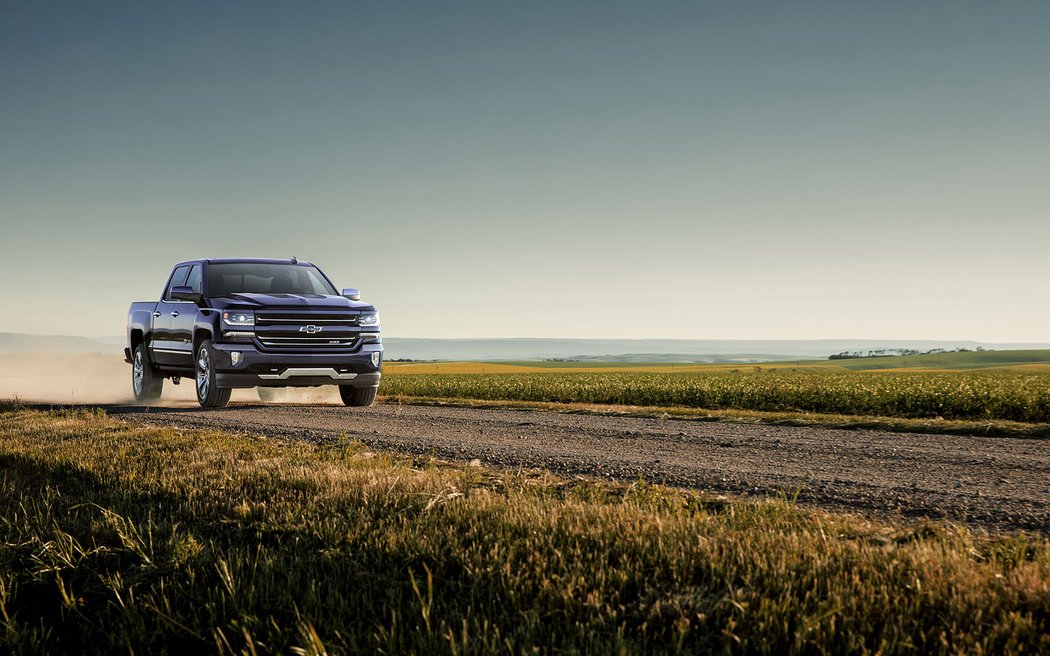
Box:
258, 368, 359, 381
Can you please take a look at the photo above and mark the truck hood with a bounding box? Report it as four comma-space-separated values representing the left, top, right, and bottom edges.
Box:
211, 293, 375, 311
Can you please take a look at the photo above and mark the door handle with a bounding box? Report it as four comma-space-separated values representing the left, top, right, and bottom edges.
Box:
152, 311, 162, 318
170, 311, 180, 317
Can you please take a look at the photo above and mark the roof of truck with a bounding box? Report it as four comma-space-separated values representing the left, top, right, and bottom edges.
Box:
172, 258, 316, 267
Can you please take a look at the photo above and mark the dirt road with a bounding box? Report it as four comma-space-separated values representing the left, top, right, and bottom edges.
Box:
104, 402, 1049, 532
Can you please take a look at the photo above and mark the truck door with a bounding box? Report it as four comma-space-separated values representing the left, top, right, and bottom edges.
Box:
168, 263, 202, 369
152, 265, 189, 367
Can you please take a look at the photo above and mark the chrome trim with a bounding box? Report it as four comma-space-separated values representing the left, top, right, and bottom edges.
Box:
151, 348, 187, 354
258, 368, 359, 381
359, 332, 380, 338
258, 318, 357, 324
259, 336, 358, 341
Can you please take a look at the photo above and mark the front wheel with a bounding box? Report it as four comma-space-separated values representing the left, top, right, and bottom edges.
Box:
131, 344, 163, 403
339, 386, 377, 407
195, 339, 231, 408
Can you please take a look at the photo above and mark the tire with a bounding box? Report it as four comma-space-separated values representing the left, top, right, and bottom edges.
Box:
131, 344, 163, 403
257, 387, 286, 403
339, 385, 377, 407
195, 339, 231, 408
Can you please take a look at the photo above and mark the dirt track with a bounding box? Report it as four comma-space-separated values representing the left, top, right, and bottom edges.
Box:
104, 402, 1049, 532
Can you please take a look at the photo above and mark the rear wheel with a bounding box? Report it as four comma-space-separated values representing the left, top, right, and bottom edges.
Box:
131, 344, 163, 403
339, 385, 377, 407
195, 339, 231, 408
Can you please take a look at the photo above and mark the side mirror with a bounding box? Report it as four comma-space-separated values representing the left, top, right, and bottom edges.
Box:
341, 288, 361, 301
170, 286, 201, 302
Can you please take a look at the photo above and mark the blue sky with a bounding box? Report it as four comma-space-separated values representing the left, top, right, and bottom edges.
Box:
2, 1, 1048, 339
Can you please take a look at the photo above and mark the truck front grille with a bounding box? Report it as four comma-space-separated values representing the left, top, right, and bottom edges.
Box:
256, 336, 360, 349
253, 309, 361, 351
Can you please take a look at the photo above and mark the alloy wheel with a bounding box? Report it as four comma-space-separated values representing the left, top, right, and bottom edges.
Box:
133, 350, 144, 396
197, 347, 210, 399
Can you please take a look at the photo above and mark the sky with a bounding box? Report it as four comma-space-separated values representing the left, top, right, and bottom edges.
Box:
1, 1, 1048, 341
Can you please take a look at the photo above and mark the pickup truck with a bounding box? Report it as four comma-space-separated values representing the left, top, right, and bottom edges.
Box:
126, 258, 382, 408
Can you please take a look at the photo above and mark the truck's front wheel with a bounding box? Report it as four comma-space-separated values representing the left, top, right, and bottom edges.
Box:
339, 385, 377, 407
132, 344, 163, 403
195, 339, 231, 408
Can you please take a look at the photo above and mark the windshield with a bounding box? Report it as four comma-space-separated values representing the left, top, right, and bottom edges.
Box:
207, 263, 337, 297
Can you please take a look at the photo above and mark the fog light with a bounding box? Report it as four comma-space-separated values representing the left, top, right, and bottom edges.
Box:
231, 352, 242, 365
371, 351, 381, 367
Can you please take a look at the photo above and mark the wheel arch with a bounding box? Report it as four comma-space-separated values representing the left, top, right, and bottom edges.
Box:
193, 327, 214, 356
130, 329, 144, 351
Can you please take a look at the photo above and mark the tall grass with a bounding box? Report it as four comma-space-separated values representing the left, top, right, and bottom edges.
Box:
0, 406, 1047, 654
382, 371, 1050, 423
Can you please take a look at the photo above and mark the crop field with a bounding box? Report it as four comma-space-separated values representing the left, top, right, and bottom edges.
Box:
384, 349, 1050, 374
1, 404, 1047, 654
382, 369, 1050, 424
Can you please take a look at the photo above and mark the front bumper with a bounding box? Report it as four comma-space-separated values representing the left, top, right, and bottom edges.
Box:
212, 342, 383, 389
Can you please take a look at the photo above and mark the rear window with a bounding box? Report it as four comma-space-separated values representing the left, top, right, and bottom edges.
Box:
206, 263, 336, 297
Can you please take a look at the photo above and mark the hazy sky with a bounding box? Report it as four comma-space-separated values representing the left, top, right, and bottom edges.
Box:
2, 1, 1048, 340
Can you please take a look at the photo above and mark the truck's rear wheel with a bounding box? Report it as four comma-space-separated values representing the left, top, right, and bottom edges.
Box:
195, 339, 231, 408
132, 344, 163, 403
339, 385, 377, 407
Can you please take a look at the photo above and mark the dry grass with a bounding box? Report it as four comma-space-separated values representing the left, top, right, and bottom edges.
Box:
0, 403, 1047, 654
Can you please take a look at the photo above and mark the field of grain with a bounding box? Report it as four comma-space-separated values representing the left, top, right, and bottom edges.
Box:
383, 369, 1050, 423
1, 404, 1046, 654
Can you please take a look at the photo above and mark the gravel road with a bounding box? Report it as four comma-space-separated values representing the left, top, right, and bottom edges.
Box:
106, 402, 1049, 532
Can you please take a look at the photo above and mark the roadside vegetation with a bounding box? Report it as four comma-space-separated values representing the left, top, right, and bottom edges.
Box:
381, 351, 1050, 436
382, 370, 1050, 424
1, 404, 1047, 654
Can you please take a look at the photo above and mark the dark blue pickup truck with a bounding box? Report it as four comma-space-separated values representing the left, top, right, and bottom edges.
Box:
126, 258, 382, 408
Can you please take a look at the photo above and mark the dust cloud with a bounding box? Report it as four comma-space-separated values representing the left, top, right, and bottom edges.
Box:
0, 353, 343, 406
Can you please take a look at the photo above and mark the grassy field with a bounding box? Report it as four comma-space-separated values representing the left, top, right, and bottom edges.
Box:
380, 351, 1050, 430
380, 352, 1050, 437
0, 404, 1047, 654
385, 349, 1050, 373
382, 370, 1050, 424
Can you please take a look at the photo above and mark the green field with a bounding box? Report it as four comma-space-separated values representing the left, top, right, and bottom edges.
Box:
383, 369, 1050, 424
1, 405, 1047, 654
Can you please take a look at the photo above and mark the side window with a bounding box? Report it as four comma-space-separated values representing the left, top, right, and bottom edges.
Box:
164, 266, 190, 301
184, 265, 202, 296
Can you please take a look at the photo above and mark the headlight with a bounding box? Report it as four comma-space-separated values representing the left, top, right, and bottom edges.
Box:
223, 311, 255, 328
358, 313, 379, 327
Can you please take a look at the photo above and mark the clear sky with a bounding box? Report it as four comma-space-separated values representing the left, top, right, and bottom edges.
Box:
2, 1, 1048, 340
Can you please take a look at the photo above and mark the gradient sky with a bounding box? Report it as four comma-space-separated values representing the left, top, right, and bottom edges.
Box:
2, 1, 1048, 340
